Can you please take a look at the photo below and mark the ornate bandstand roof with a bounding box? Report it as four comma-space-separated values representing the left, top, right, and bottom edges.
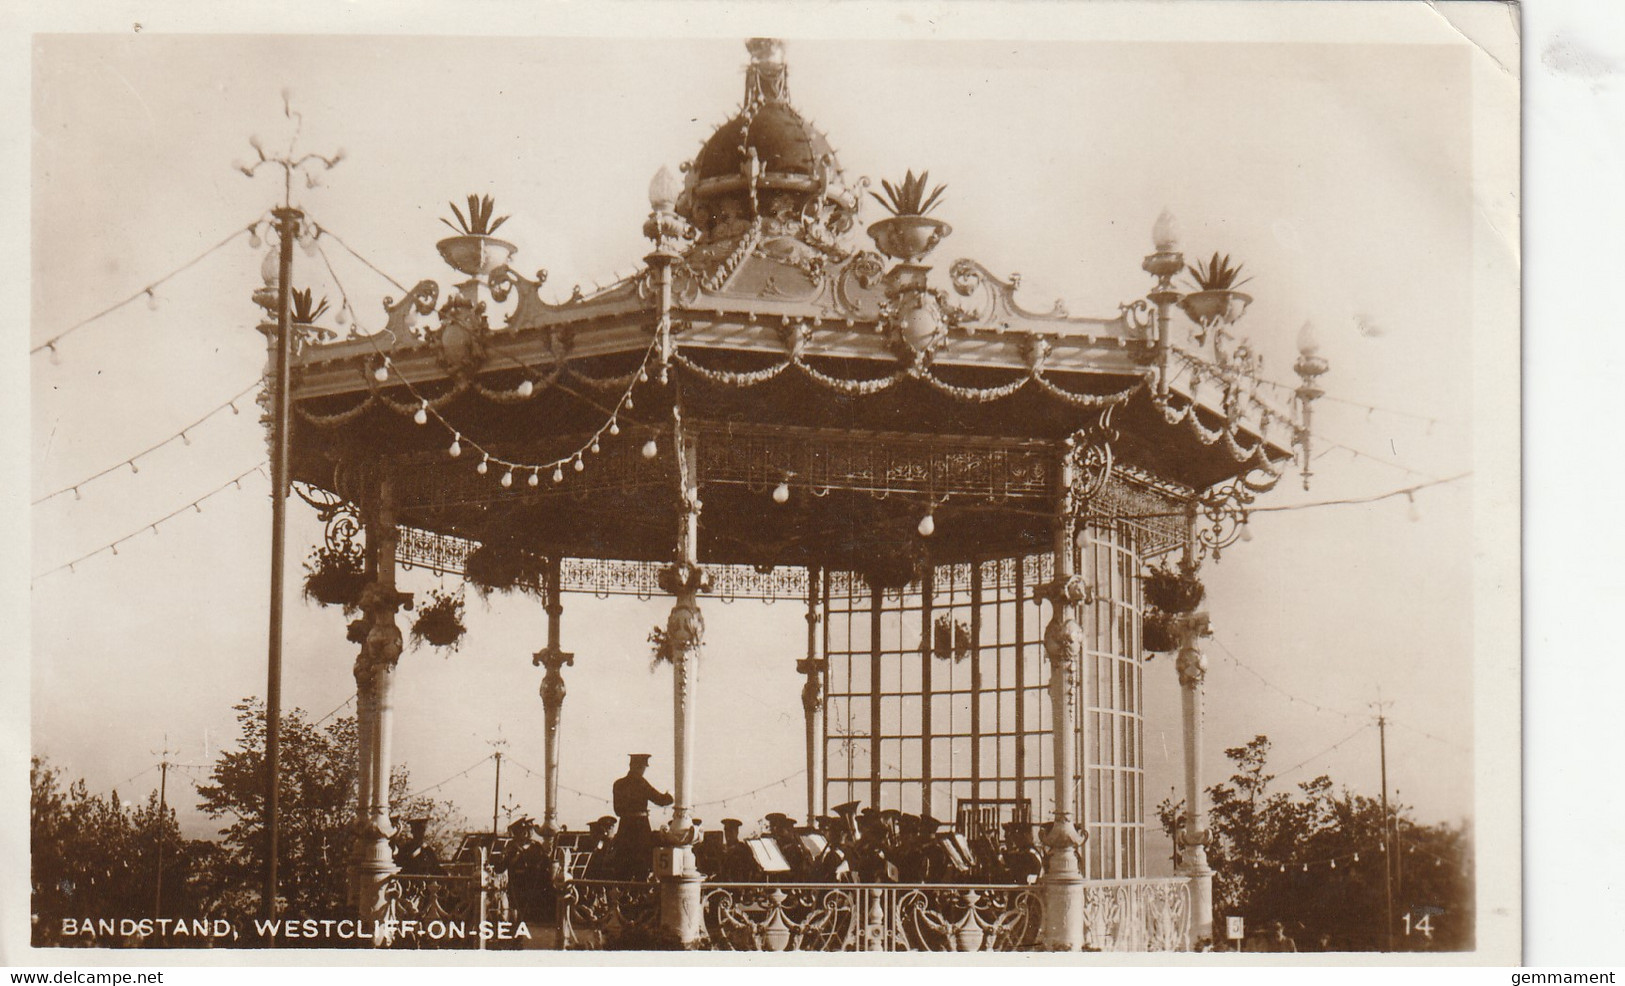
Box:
284, 38, 1294, 578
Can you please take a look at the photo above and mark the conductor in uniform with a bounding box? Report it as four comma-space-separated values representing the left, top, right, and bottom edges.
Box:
611, 753, 673, 879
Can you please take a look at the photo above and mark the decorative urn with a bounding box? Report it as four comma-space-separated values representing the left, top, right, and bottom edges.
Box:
1178, 289, 1252, 327
867, 215, 952, 264
436, 234, 518, 278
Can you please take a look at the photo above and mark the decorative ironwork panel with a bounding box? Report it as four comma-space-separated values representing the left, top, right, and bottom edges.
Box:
1077, 877, 1191, 952
1081, 469, 1190, 559
379, 873, 491, 949
697, 424, 1053, 503
558, 879, 660, 950
700, 883, 1042, 952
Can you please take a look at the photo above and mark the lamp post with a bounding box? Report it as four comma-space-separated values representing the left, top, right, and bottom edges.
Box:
234, 95, 343, 930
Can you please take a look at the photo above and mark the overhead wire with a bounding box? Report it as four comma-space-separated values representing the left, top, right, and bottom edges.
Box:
30, 461, 268, 583
32, 223, 258, 357
32, 378, 266, 506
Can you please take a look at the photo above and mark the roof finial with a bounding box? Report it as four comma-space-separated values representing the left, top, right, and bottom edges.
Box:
747, 38, 785, 66
744, 38, 790, 105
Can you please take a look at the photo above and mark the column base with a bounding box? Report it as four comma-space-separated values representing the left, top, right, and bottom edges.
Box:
657, 846, 703, 947
1039, 827, 1086, 951
1177, 862, 1215, 946
355, 825, 398, 945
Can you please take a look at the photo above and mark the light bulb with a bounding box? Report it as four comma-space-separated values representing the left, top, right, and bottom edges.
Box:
590, 439, 601, 454
772, 482, 790, 504
448, 438, 462, 458
641, 439, 658, 459
625, 395, 634, 410
1152, 208, 1179, 252
573, 457, 585, 472
1296, 320, 1320, 357
414, 404, 429, 425
1406, 492, 1421, 523
129, 460, 140, 475
336, 307, 349, 327
1239, 522, 1253, 542
501, 470, 514, 488
517, 379, 534, 398
248, 228, 263, 249
552, 466, 564, 483
638, 367, 649, 383
146, 290, 159, 311
374, 362, 390, 383
610, 420, 621, 437
477, 456, 489, 475
47, 343, 60, 366
528, 471, 540, 487
917, 512, 935, 537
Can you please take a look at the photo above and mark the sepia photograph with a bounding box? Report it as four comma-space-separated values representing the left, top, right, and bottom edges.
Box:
14, 0, 1524, 966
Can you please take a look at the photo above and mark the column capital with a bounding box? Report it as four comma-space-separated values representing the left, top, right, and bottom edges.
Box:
658, 561, 711, 597
1035, 575, 1093, 609
531, 645, 575, 671
1176, 640, 1210, 688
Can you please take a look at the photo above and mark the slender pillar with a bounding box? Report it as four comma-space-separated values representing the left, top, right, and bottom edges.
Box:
1036, 442, 1089, 951
533, 555, 573, 836
352, 477, 410, 939
798, 566, 826, 826
1175, 623, 1215, 945
657, 410, 706, 946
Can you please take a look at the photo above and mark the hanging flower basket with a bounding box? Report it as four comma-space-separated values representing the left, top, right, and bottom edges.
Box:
302, 545, 368, 612
1142, 564, 1205, 614
411, 589, 467, 652
1142, 612, 1180, 654
933, 615, 973, 663
463, 538, 546, 597
648, 625, 672, 672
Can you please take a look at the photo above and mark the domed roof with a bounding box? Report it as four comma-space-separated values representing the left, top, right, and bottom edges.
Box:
678, 38, 861, 252
693, 101, 835, 183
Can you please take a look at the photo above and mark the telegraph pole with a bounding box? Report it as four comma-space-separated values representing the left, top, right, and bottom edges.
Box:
1372, 695, 1395, 951
153, 752, 171, 918
488, 736, 509, 836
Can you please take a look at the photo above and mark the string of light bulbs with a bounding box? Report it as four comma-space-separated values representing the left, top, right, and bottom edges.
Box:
307, 231, 666, 487
32, 222, 258, 359
32, 378, 266, 506
1175, 349, 1451, 432
400, 752, 504, 803
1205, 635, 1365, 722
695, 768, 808, 809
31, 462, 267, 583
1206, 633, 1468, 754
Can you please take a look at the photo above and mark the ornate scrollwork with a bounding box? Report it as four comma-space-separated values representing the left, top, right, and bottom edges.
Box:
487, 265, 550, 329
381, 280, 440, 341
293, 482, 363, 556
1064, 407, 1118, 518
948, 258, 1067, 324
1195, 478, 1257, 560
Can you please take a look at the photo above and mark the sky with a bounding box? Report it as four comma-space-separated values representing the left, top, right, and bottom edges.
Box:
22, 10, 1510, 900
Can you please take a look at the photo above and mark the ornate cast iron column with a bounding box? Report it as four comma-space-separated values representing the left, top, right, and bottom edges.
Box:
1035, 443, 1090, 951
657, 404, 708, 946
1174, 618, 1215, 945
1173, 512, 1215, 945
533, 554, 573, 836
351, 476, 411, 937
798, 566, 826, 826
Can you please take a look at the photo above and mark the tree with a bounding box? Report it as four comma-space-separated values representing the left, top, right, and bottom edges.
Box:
1158, 734, 1473, 952
30, 756, 213, 946
195, 698, 463, 921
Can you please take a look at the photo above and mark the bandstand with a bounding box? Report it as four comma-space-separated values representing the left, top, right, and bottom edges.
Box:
270, 38, 1324, 952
